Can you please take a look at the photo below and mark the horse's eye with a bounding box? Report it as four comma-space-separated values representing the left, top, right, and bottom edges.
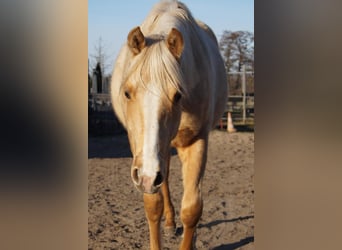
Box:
173, 92, 182, 103
124, 91, 131, 99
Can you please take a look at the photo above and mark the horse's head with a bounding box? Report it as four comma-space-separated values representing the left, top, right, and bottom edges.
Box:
122, 26, 185, 194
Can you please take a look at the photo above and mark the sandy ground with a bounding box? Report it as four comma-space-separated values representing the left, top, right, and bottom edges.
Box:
88, 130, 254, 250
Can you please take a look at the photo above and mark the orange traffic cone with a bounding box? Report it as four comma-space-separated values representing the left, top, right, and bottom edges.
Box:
227, 112, 236, 133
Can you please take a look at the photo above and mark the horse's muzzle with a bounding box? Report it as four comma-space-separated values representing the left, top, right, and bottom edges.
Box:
132, 167, 163, 194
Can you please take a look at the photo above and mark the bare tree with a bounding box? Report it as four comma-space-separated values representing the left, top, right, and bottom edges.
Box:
90, 37, 112, 76
219, 31, 254, 95
219, 31, 254, 73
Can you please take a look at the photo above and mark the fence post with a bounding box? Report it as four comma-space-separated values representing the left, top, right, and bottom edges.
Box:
92, 73, 98, 94
242, 64, 246, 124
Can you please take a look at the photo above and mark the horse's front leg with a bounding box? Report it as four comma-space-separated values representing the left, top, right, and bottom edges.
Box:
177, 137, 208, 250
161, 154, 176, 233
143, 192, 163, 250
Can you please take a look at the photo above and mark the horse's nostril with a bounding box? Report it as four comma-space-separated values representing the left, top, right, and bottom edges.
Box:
132, 167, 140, 185
153, 171, 163, 187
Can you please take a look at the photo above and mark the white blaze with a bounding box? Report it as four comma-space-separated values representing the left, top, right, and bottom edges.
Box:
142, 86, 161, 177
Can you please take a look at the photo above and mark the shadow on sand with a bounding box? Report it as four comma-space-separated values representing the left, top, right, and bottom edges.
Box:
212, 236, 254, 250
198, 216, 254, 250
197, 215, 254, 229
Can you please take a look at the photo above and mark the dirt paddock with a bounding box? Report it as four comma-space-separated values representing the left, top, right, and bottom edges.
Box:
88, 129, 254, 250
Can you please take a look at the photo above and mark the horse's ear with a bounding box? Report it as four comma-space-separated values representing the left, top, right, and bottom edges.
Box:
127, 26, 146, 55
166, 28, 184, 61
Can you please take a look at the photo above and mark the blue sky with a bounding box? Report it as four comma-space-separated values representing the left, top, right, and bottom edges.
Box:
88, 0, 254, 74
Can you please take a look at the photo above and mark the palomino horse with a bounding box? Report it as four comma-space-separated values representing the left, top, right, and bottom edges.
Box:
111, 1, 227, 249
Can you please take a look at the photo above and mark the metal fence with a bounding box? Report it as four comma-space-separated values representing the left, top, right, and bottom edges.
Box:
219, 66, 254, 128
225, 65, 254, 126
88, 67, 254, 135
88, 94, 124, 136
